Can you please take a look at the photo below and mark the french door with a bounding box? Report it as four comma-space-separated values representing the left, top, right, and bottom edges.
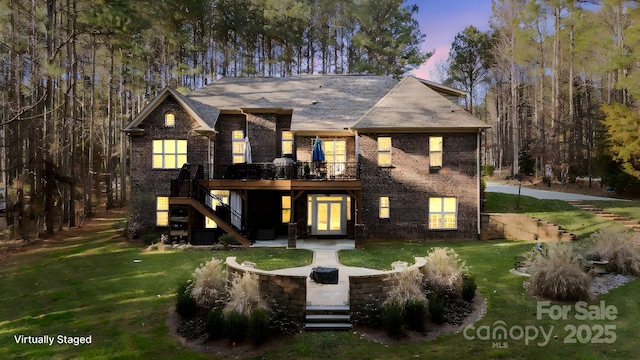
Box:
309, 195, 347, 236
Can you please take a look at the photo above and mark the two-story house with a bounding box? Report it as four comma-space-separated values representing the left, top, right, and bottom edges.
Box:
123, 75, 489, 246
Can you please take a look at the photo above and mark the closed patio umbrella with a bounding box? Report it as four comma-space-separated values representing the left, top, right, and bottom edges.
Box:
312, 136, 324, 162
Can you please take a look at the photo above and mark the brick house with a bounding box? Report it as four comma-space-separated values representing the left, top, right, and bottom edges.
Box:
123, 75, 489, 246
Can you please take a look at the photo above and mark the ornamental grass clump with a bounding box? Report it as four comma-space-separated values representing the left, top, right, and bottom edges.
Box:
422, 247, 467, 297
586, 227, 640, 276
224, 272, 269, 316
189, 257, 228, 310
383, 267, 428, 334
528, 242, 593, 302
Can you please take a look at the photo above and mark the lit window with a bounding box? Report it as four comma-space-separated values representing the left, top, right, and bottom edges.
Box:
282, 131, 294, 156
282, 196, 291, 223
164, 112, 175, 127
430, 136, 443, 168
152, 140, 187, 169
232, 130, 245, 164
156, 196, 169, 226
205, 190, 229, 228
378, 137, 392, 166
429, 197, 457, 230
379, 196, 390, 218
325, 139, 346, 175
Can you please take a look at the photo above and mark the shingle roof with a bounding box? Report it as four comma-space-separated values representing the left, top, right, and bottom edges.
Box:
352, 76, 490, 132
188, 75, 398, 131
124, 75, 489, 134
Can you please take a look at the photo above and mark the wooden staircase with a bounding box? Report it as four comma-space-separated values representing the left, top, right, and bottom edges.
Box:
567, 200, 640, 232
304, 305, 352, 331
169, 197, 252, 247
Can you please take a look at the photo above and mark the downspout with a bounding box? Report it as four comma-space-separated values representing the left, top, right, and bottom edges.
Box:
477, 130, 481, 238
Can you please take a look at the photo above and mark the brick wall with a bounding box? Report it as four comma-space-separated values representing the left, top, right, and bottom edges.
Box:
358, 132, 479, 240
129, 97, 211, 229
226, 256, 307, 322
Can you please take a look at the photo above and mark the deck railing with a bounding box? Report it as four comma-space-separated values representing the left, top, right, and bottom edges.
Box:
206, 161, 358, 180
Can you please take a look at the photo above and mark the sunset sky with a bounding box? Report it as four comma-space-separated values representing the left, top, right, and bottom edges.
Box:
407, 0, 494, 81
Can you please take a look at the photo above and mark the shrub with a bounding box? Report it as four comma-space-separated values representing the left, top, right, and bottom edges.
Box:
141, 232, 158, 246
268, 295, 304, 335
224, 272, 268, 316
404, 299, 427, 332
249, 308, 270, 345
350, 296, 384, 328
529, 242, 593, 301
428, 292, 446, 325
190, 258, 228, 310
205, 308, 225, 340
175, 280, 197, 318
382, 303, 404, 337
482, 164, 495, 177
225, 310, 249, 343
586, 228, 640, 276
422, 247, 467, 297
461, 273, 477, 302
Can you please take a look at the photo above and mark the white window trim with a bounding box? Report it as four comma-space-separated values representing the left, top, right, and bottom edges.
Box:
156, 196, 169, 226
152, 139, 187, 169
428, 197, 457, 230
377, 137, 392, 167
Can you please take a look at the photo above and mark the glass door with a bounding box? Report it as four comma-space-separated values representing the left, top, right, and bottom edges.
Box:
310, 195, 346, 235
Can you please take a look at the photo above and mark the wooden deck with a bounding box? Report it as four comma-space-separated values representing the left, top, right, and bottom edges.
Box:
202, 179, 362, 191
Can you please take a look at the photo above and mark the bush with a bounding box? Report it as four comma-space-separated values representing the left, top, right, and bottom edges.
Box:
225, 310, 249, 343
249, 308, 270, 345
382, 303, 404, 337
482, 164, 495, 177
175, 281, 198, 318
141, 232, 158, 246
205, 308, 225, 340
190, 258, 228, 310
404, 299, 427, 332
529, 242, 593, 301
428, 292, 446, 325
461, 273, 477, 302
586, 228, 640, 276
422, 247, 467, 297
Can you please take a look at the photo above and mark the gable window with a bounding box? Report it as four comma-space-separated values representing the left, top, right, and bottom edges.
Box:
232, 130, 245, 164
205, 190, 229, 228
156, 196, 169, 226
282, 196, 291, 223
378, 137, 392, 166
282, 131, 294, 156
429, 197, 457, 230
325, 139, 346, 175
379, 196, 390, 218
153, 139, 187, 169
164, 112, 175, 128
430, 136, 443, 168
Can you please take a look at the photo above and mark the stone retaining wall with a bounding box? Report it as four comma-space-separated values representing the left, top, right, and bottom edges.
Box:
349, 257, 426, 310
226, 257, 307, 321
481, 213, 574, 241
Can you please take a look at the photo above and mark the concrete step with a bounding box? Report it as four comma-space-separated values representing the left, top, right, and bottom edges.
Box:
306, 314, 351, 322
304, 322, 352, 331
306, 305, 350, 315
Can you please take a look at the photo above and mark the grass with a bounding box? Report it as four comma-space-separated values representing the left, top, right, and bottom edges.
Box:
1, 193, 639, 359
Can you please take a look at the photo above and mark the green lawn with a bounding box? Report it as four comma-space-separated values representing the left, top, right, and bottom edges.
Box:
1, 196, 638, 359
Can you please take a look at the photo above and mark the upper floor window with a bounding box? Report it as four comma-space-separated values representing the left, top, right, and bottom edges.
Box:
378, 137, 392, 166
153, 139, 187, 169
429, 136, 443, 168
379, 196, 390, 218
428, 197, 457, 230
324, 139, 346, 175
232, 130, 245, 164
156, 196, 169, 226
164, 112, 175, 128
282, 131, 294, 156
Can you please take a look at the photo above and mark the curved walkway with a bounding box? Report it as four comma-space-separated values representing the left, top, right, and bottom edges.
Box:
485, 181, 625, 201
255, 239, 385, 306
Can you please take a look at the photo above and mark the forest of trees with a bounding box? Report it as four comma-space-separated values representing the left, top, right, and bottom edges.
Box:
2, 0, 640, 240
444, 0, 640, 194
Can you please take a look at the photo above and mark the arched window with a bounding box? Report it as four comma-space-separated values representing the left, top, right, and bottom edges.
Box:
164, 112, 175, 128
